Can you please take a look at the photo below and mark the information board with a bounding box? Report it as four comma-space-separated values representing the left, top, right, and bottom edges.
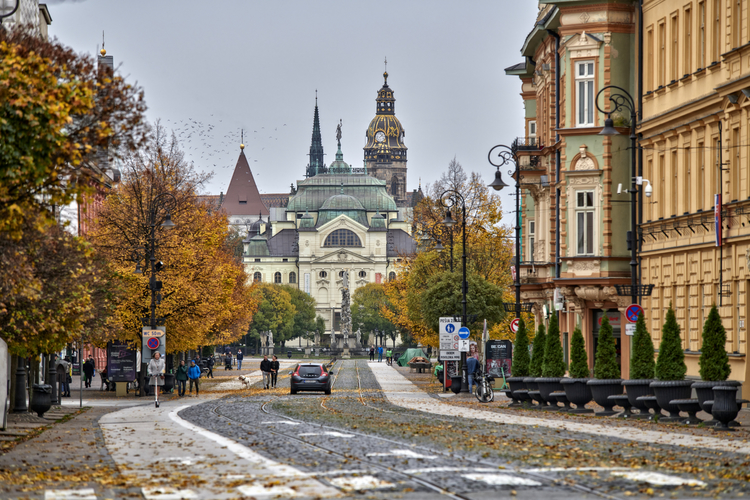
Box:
486, 339, 513, 379
107, 341, 137, 383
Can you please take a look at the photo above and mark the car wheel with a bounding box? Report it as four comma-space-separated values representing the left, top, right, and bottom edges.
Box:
325, 388, 331, 395
291, 389, 297, 395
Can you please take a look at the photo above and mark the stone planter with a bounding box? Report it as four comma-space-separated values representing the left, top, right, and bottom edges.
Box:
650, 380, 693, 422
561, 378, 593, 413
710, 386, 742, 431
623, 379, 654, 419
636, 396, 661, 420
537, 377, 564, 410
587, 379, 623, 416
30, 384, 52, 418
506, 377, 528, 407
692, 380, 741, 425
523, 377, 544, 408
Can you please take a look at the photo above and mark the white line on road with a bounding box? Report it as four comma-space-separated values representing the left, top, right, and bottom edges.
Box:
298, 431, 354, 438
142, 486, 198, 499
329, 475, 394, 491
236, 485, 299, 497
463, 474, 542, 486
259, 421, 300, 425
610, 471, 707, 487
44, 490, 97, 500
366, 449, 437, 459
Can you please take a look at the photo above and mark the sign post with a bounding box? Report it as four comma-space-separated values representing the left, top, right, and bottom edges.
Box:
439, 317, 461, 392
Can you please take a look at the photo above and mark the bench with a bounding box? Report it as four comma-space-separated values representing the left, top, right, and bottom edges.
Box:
409, 362, 432, 373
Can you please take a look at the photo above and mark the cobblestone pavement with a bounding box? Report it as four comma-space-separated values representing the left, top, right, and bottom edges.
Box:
177, 360, 750, 499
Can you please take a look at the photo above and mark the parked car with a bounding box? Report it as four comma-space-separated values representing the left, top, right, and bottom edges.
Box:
289, 363, 332, 395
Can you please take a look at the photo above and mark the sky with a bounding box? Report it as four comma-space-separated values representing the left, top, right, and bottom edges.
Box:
46, 0, 539, 223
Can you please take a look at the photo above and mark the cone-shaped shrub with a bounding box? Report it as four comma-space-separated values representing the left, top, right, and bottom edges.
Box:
529, 323, 546, 377
655, 306, 687, 380
630, 312, 655, 379
698, 305, 730, 381
542, 313, 566, 377
512, 318, 530, 377
593, 315, 620, 379
569, 326, 590, 378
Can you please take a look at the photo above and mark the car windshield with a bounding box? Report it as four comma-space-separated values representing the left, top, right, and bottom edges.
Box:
299, 366, 322, 377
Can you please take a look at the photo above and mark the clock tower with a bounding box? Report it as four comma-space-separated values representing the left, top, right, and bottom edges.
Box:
364, 71, 408, 206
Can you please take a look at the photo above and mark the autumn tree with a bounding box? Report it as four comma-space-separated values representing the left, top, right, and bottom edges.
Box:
352, 283, 398, 346
247, 283, 295, 345
281, 285, 318, 344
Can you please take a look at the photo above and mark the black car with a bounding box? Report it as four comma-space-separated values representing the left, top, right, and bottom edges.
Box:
290, 363, 332, 395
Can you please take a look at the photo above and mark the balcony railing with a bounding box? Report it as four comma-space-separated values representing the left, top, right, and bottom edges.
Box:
512, 137, 543, 151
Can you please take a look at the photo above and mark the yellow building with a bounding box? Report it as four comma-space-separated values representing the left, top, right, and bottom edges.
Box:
640, 0, 750, 397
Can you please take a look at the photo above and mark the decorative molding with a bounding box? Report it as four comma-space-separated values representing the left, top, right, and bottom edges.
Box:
564, 31, 603, 60
571, 144, 599, 170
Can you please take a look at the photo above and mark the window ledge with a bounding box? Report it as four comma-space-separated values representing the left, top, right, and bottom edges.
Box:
680, 73, 691, 81
707, 60, 721, 70
654, 85, 666, 94
667, 79, 679, 88
693, 67, 706, 76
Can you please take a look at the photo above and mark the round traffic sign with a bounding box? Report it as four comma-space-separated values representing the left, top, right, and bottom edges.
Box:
147, 337, 160, 350
445, 324, 455, 333
458, 327, 470, 340
625, 304, 644, 323
510, 318, 520, 333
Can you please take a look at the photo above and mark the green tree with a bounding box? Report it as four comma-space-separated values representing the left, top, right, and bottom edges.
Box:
511, 318, 530, 377
247, 283, 295, 345
698, 305, 731, 381
655, 306, 687, 380
630, 313, 656, 380
529, 323, 546, 377
281, 285, 317, 343
593, 315, 620, 379
568, 326, 589, 378
352, 283, 397, 344
542, 313, 566, 377
419, 270, 505, 334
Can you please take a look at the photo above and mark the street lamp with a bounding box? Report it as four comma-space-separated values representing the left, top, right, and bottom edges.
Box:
595, 85, 648, 306
440, 190, 468, 391
418, 221, 451, 271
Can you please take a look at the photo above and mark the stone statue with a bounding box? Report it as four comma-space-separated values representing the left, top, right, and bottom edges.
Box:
335, 119, 342, 144
355, 328, 361, 345
340, 271, 351, 348
266, 330, 274, 347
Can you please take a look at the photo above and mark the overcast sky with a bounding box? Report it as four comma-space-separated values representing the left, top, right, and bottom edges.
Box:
47, 0, 539, 223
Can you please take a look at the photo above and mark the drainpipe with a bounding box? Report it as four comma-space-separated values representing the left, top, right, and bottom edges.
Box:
637, 0, 644, 288
547, 29, 561, 279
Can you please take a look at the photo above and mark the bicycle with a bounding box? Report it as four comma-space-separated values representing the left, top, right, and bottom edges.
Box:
474, 367, 495, 403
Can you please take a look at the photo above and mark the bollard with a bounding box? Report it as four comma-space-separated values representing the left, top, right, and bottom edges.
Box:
12, 359, 27, 413
48, 357, 58, 405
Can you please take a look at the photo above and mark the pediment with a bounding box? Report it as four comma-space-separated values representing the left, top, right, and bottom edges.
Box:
311, 248, 374, 265
563, 31, 602, 58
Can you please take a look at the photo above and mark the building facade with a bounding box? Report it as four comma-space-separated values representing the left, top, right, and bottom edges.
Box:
639, 0, 750, 396
507, 2, 637, 376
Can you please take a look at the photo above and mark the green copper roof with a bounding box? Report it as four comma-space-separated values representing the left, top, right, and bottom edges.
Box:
328, 144, 351, 174
287, 174, 397, 213
316, 210, 368, 227
245, 235, 269, 256
321, 194, 364, 211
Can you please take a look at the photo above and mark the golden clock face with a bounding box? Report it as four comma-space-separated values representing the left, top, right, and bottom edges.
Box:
375, 131, 386, 142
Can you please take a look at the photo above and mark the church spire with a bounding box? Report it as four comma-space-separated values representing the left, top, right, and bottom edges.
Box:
306, 92, 325, 177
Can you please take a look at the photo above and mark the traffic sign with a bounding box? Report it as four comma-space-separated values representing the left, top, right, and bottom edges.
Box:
625, 324, 637, 336
142, 329, 165, 338
509, 318, 520, 333
458, 327, 470, 340
439, 317, 461, 350
625, 304, 644, 323
146, 337, 160, 350
458, 339, 470, 352
440, 350, 460, 361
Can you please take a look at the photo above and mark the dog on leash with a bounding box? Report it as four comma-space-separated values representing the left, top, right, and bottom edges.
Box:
238, 375, 252, 389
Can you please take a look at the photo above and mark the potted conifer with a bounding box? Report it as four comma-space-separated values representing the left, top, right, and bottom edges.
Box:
524, 323, 546, 408
562, 326, 593, 413
506, 317, 531, 407
692, 305, 740, 421
650, 306, 692, 422
623, 312, 656, 418
587, 315, 622, 416
538, 313, 566, 410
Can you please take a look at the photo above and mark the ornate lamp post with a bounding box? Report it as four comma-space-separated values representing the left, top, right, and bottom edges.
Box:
596, 86, 653, 304
440, 189, 468, 391
417, 221, 451, 270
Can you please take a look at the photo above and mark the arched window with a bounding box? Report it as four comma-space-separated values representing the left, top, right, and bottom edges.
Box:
253, 272, 262, 282
323, 229, 362, 247
388, 271, 396, 281
274, 272, 282, 284
289, 272, 297, 284
319, 271, 328, 279
358, 270, 367, 278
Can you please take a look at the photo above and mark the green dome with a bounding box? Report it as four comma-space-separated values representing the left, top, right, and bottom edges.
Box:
321, 194, 364, 211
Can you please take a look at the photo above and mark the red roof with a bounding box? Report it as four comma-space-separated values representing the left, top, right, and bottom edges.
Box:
220, 151, 269, 217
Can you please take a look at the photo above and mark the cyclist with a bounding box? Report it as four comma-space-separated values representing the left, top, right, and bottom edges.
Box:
386, 348, 393, 366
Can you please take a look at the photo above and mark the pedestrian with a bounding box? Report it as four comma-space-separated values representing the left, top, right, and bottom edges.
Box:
260, 355, 272, 389
377, 346, 383, 363
175, 360, 188, 397
188, 360, 201, 396
386, 348, 392, 366
148, 352, 165, 406
225, 352, 233, 370
369, 346, 374, 361
271, 355, 280, 388
237, 349, 244, 370
206, 355, 214, 378
82, 357, 95, 388
466, 354, 479, 394
56, 356, 70, 397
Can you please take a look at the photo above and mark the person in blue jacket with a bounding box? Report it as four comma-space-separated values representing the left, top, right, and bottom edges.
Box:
378, 346, 384, 362
188, 360, 202, 396
466, 355, 479, 394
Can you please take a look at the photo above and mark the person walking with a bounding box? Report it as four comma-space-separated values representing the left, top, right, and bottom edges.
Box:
466, 355, 479, 395
386, 348, 393, 366
82, 357, 95, 388
270, 355, 280, 388
188, 360, 201, 396
56, 356, 70, 397
260, 355, 272, 389
206, 355, 214, 378
148, 352, 166, 407
369, 346, 375, 361
377, 346, 383, 363
175, 360, 188, 397
237, 349, 244, 371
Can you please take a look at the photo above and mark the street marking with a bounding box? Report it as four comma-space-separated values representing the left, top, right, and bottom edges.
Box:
298, 431, 354, 438
159, 455, 206, 466
44, 490, 97, 500
404, 467, 500, 474
521, 467, 631, 473
260, 421, 300, 425
366, 449, 437, 459
329, 475, 394, 491
611, 472, 707, 487
463, 474, 542, 486
142, 487, 198, 499
236, 484, 299, 497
